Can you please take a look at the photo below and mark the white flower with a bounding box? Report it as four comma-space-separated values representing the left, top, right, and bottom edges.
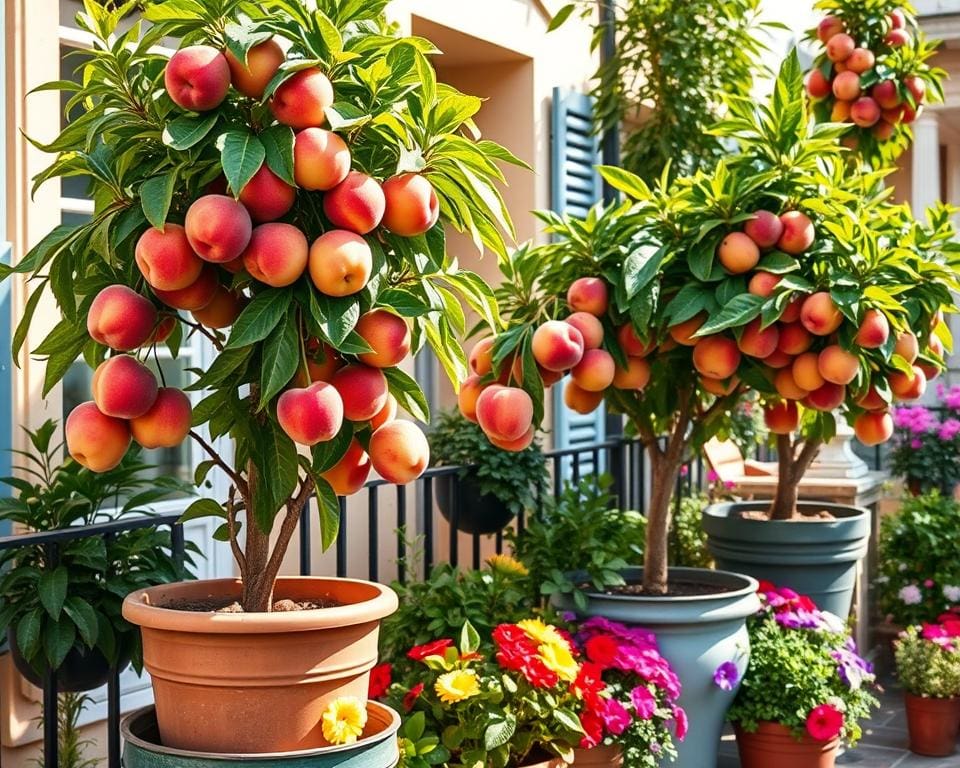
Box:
943, 585, 960, 602
898, 563, 908, 572
899, 585, 923, 605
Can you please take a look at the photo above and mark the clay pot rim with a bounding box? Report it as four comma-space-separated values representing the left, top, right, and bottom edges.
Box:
122, 577, 398, 634
736, 720, 840, 749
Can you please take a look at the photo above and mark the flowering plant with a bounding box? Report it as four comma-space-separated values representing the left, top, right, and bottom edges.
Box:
895, 622, 960, 699
889, 384, 960, 495
727, 583, 878, 745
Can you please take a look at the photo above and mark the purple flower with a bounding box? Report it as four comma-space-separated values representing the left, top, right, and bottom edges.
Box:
939, 419, 960, 441
910, 438, 923, 449
832, 645, 874, 690
631, 685, 657, 719
713, 661, 739, 691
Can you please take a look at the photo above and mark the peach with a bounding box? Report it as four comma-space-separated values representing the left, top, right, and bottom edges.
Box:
905, 75, 926, 105
800, 292, 842, 336
748, 271, 781, 298
873, 120, 896, 141
818, 345, 860, 385
701, 376, 739, 396
744, 210, 784, 249
563, 380, 604, 415
476, 385, 533, 442
817, 16, 844, 43
617, 323, 654, 356
792, 351, 826, 391
370, 393, 398, 430
323, 171, 385, 235
184, 195, 252, 263
834, 61, 849, 74
806, 382, 846, 411
191, 286, 244, 328
777, 211, 815, 255
356, 309, 411, 368
832, 70, 862, 101
851, 97, 881, 128
369, 420, 430, 484
270, 68, 334, 129
805, 69, 831, 100
882, 105, 905, 124
894, 331, 919, 363
826, 33, 855, 62
532, 320, 585, 372
566, 312, 604, 350
130, 387, 192, 449
331, 364, 388, 422
856, 386, 885, 411
243, 223, 309, 287
847, 48, 875, 74
239, 165, 295, 223
929, 333, 945, 359
294, 341, 342, 385
148, 314, 177, 345
87, 285, 158, 351
308, 230, 372, 297
890, 365, 926, 401
889, 9, 906, 28
886, 28, 911, 47
224, 38, 284, 99
153, 264, 220, 311
854, 411, 893, 446
613, 356, 651, 390
717, 232, 760, 274
764, 349, 794, 369
669, 313, 706, 346
854, 309, 889, 348
164, 45, 230, 112
277, 382, 344, 446
567, 277, 608, 316
778, 322, 813, 355
571, 348, 615, 392
774, 368, 809, 401
872, 80, 901, 110
488, 425, 535, 452
65, 401, 131, 472
381, 173, 440, 236
469, 338, 495, 376
831, 100, 852, 122
92, 355, 159, 419
764, 401, 800, 434
294, 128, 351, 191
902, 104, 921, 124
738, 319, 779, 359
135, 224, 204, 292
692, 336, 741, 380
321, 439, 371, 496
920, 362, 941, 382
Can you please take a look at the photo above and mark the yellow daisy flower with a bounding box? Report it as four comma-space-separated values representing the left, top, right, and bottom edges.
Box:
321, 697, 368, 745
539, 640, 580, 683
518, 618, 565, 646
435, 669, 480, 704
486, 553, 529, 577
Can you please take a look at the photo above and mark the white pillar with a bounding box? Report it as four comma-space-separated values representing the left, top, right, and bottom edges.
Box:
912, 112, 941, 215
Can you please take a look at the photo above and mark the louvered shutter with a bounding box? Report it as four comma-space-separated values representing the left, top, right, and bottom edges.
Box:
551, 89, 605, 477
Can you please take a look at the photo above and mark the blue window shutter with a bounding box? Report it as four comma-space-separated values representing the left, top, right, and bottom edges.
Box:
0, 244, 10, 536
551, 88, 604, 476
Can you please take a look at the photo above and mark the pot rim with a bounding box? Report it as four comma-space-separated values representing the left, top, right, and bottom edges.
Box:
579, 566, 759, 604
122, 576, 398, 634
704, 500, 869, 524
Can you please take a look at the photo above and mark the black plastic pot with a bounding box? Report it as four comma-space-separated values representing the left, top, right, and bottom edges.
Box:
435, 473, 516, 535
7, 627, 123, 691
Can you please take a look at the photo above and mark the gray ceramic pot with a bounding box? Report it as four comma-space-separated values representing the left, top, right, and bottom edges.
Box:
554, 567, 759, 768
702, 500, 870, 618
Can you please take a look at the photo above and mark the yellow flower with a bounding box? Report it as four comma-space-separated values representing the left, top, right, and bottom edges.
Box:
435, 669, 480, 704
321, 697, 368, 745
539, 640, 580, 683
486, 553, 529, 577
518, 618, 565, 646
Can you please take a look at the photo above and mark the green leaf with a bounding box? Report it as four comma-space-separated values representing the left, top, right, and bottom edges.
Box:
140, 172, 177, 229
63, 597, 98, 648
696, 294, 765, 336
757, 251, 800, 275
249, 421, 299, 533
163, 112, 219, 150
38, 566, 68, 620
315, 477, 341, 552
227, 290, 292, 349
217, 129, 265, 197
484, 715, 516, 751
15, 609, 43, 660
623, 241, 666, 299
43, 619, 76, 670
224, 22, 272, 66
313, 293, 360, 346
383, 366, 430, 422
459, 620, 481, 655
260, 124, 296, 186
310, 421, 353, 473
547, 3, 576, 31
259, 311, 300, 407
178, 498, 226, 523
597, 166, 650, 200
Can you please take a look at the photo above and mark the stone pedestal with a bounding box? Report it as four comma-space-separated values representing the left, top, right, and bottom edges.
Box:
805, 415, 869, 479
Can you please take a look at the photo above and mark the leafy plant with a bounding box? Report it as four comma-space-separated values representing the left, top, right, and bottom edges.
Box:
0, 420, 194, 675
33, 693, 101, 768
888, 386, 960, 495
895, 623, 960, 698
669, 494, 713, 570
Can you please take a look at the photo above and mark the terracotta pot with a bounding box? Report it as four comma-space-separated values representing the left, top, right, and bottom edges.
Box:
122, 577, 397, 754
904, 692, 960, 756
572, 744, 623, 766
735, 722, 839, 768
517, 750, 569, 768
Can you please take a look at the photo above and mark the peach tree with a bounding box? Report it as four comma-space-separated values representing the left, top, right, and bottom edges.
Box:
463, 52, 960, 595
4, 0, 521, 611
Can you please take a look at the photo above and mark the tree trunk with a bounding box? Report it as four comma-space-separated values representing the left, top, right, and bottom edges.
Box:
641, 448, 686, 594
768, 433, 822, 521
241, 459, 274, 612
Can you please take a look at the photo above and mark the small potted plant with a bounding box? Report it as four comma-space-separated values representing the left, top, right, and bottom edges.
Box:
895, 621, 960, 757
727, 582, 878, 768
889, 387, 960, 496
430, 408, 547, 535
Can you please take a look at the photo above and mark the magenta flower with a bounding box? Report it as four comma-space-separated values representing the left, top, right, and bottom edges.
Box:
713, 661, 740, 691
630, 685, 657, 719
672, 706, 688, 741
707, 468, 719, 483
599, 697, 632, 736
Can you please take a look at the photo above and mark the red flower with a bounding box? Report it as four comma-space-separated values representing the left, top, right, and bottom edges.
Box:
403, 683, 425, 712
492, 624, 559, 688
796, 595, 818, 613
757, 580, 777, 594
368, 662, 392, 699
572, 661, 606, 707
579, 710, 604, 749
806, 704, 844, 741
407, 638, 453, 661
584, 635, 619, 668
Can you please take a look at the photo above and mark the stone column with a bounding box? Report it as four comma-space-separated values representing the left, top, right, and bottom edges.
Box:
912, 111, 941, 214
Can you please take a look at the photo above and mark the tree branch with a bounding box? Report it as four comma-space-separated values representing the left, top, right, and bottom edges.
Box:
183, 319, 225, 352
262, 474, 316, 587
189, 429, 248, 497
225, 485, 246, 575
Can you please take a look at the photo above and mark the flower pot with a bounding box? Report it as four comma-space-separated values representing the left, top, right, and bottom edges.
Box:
517, 750, 569, 768
122, 576, 398, 754
435, 472, 516, 535
554, 567, 760, 768
6, 628, 124, 692
121, 702, 401, 767
904, 692, 960, 756
702, 501, 870, 618
734, 722, 839, 768
571, 744, 623, 766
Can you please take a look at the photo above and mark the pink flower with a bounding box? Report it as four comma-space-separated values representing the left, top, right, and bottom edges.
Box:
680, 464, 689, 477
925, 579, 935, 588
631, 685, 657, 719
910, 438, 923, 449
672, 706, 688, 741
599, 698, 632, 736
806, 704, 844, 741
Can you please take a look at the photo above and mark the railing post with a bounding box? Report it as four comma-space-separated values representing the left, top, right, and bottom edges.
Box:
368, 487, 379, 583
107, 666, 121, 768
422, 476, 433, 575
171, 522, 185, 572
336, 496, 347, 578
299, 496, 311, 576
42, 542, 59, 768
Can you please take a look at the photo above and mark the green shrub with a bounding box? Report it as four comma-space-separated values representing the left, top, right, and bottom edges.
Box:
669, 494, 713, 569
895, 625, 960, 699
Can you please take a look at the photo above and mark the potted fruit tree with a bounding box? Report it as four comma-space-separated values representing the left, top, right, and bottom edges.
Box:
4, 0, 522, 757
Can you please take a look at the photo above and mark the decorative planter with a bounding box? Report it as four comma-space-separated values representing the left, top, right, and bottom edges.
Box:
122, 577, 398, 754
554, 567, 759, 768
7, 628, 122, 692
518, 750, 569, 768
571, 744, 623, 766
702, 501, 870, 618
904, 692, 960, 757
121, 702, 401, 768
436, 473, 515, 534
734, 722, 839, 768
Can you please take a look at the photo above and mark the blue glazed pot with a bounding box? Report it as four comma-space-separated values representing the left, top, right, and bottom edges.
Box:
554, 567, 759, 768
702, 501, 870, 618
121, 703, 400, 768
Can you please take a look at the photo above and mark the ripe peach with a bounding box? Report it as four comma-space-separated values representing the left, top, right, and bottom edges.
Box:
929, 332, 945, 359
571, 348, 616, 392
308, 230, 373, 297
92, 355, 159, 419
331, 364, 388, 422
818, 345, 860, 385
321, 439, 371, 496
567, 277, 609, 316
270, 68, 334, 130
872, 79, 900, 109
87, 285, 158, 351
800, 292, 843, 336
612, 356, 651, 390
381, 173, 440, 236
905, 75, 926, 105
765, 349, 794, 369
889, 9, 906, 28
792, 351, 826, 391
185, 195, 252, 263
130, 387, 192, 449
886, 28, 911, 47
902, 103, 921, 124
488, 425, 535, 452
277, 382, 344, 446
370, 394, 398, 430
738, 319, 779, 359
832, 70, 862, 101
135, 224, 204, 291
806, 382, 846, 411
826, 33, 856, 63
617, 324, 654, 356
701, 376, 739, 396
147, 314, 177, 345
566, 312, 604, 350
294, 128, 351, 191
834, 60, 849, 74
65, 401, 131, 472
458, 376, 485, 422
153, 264, 220, 311
469, 338, 495, 377
774, 369, 810, 401
851, 97, 881, 128
777, 322, 813, 355
873, 121, 896, 141
242, 223, 309, 288
369, 420, 430, 484
890, 365, 926, 401
805, 69, 831, 100
295, 341, 342, 385
817, 16, 844, 43
854, 309, 889, 349
857, 386, 888, 411
692, 336, 741, 380
894, 331, 919, 363
744, 210, 784, 249
777, 211, 815, 255
164, 45, 230, 112
239, 165, 295, 223
191, 286, 244, 328
783, 296, 806, 323
854, 411, 893, 446
831, 100, 852, 122
882, 105, 905, 124
532, 320, 585, 372
476, 385, 533, 442
356, 309, 411, 368
748, 271, 781, 298
669, 313, 706, 346
847, 48, 875, 74
718, 232, 760, 274
563, 380, 604, 414
764, 401, 800, 434
224, 38, 284, 99
323, 171, 385, 235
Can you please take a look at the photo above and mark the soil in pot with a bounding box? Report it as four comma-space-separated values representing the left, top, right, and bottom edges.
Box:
436, 472, 516, 535
735, 722, 839, 768
904, 693, 960, 757
7, 628, 124, 692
